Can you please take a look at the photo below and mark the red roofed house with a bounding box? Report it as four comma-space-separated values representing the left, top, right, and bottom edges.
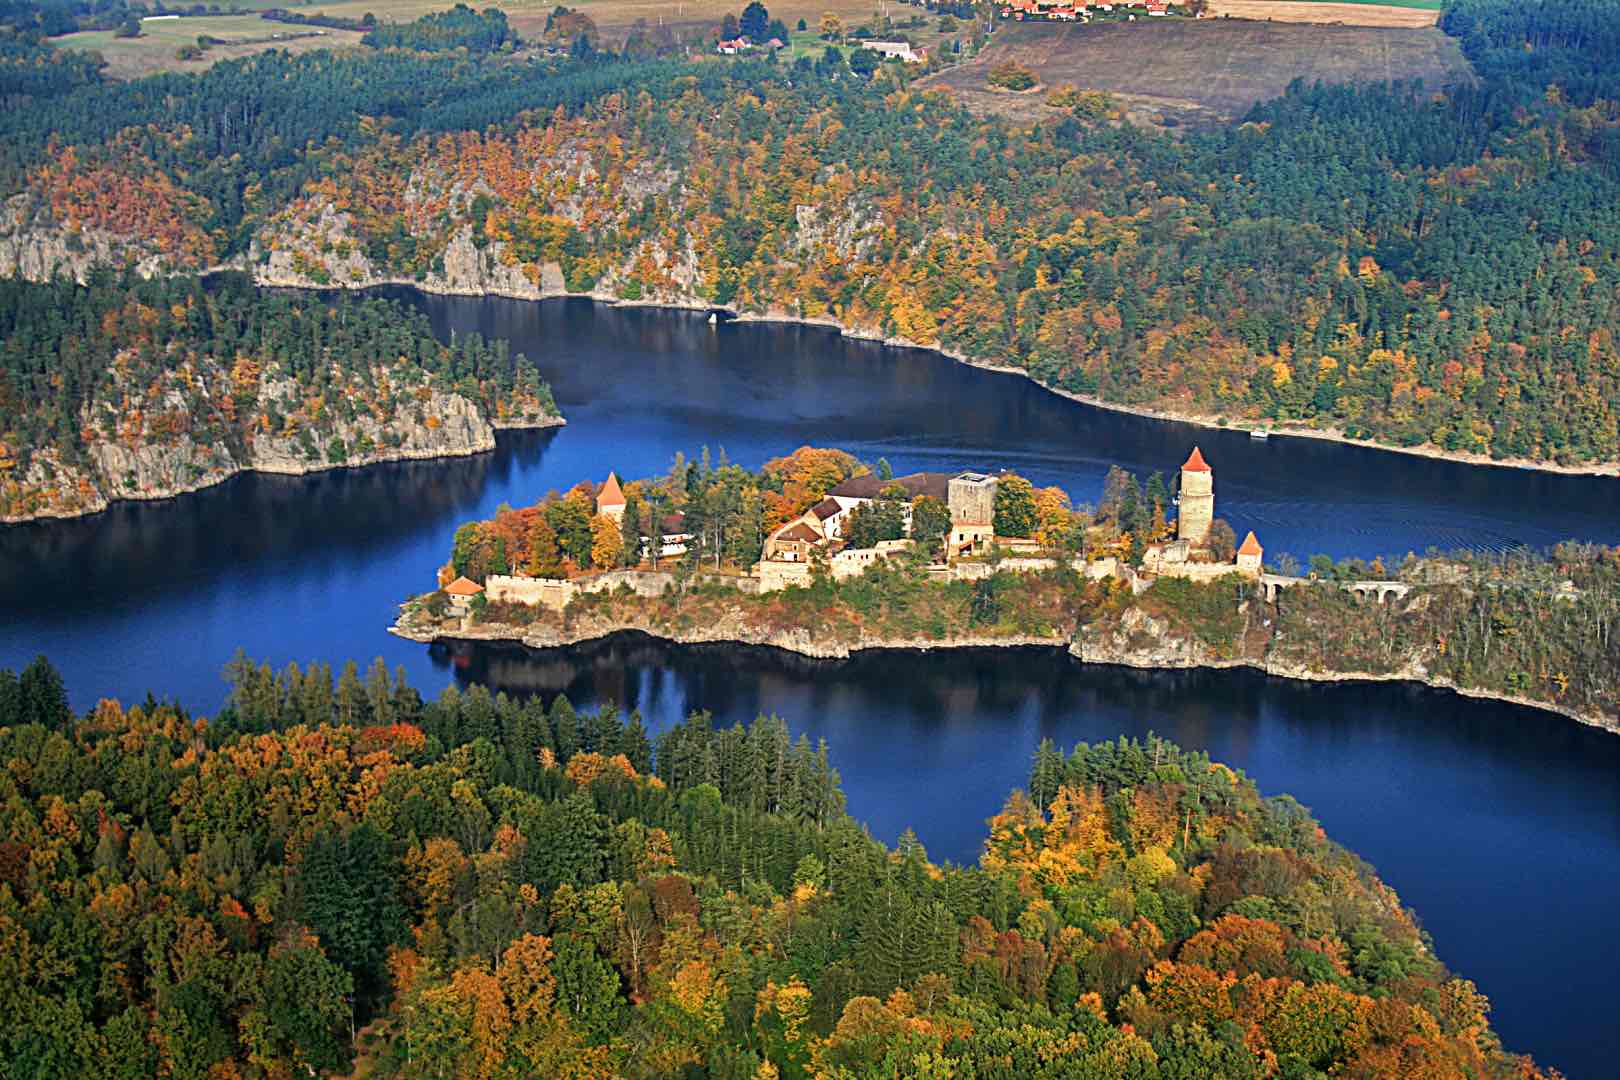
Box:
596, 472, 626, 522
444, 575, 484, 612
1236, 531, 1264, 573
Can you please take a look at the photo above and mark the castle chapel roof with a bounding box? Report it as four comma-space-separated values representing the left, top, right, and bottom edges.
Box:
1182, 446, 1211, 473
597, 472, 626, 508
1238, 531, 1263, 557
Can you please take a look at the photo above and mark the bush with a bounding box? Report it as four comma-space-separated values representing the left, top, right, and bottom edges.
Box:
987, 61, 1036, 91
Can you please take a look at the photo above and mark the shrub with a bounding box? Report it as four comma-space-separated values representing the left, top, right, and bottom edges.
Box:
987, 61, 1036, 91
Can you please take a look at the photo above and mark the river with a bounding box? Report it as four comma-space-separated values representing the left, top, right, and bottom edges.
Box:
2, 293, 1618, 1075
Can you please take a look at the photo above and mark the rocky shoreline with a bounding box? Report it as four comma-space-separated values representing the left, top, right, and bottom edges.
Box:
2, 413, 564, 526
255, 268, 1620, 480
391, 613, 1615, 736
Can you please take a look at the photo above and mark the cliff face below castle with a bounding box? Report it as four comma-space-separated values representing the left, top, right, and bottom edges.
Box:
3, 366, 562, 524
393, 573, 1620, 735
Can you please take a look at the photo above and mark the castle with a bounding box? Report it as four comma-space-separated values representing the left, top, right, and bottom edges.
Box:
1143, 446, 1264, 582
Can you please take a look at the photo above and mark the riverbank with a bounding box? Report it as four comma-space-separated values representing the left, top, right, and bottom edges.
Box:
1, 414, 564, 526
391, 561, 1620, 735
259, 269, 1620, 479
393, 614, 1612, 735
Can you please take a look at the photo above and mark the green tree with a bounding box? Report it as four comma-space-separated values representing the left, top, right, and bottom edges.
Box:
846, 494, 905, 549
552, 932, 623, 1042
739, 0, 770, 42
909, 495, 952, 554
993, 474, 1037, 538
297, 824, 406, 1001
259, 944, 356, 1074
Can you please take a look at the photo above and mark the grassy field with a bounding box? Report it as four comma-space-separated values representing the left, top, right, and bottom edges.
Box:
196, 0, 946, 46
1208, 0, 1441, 26
56, 14, 363, 77
920, 19, 1469, 125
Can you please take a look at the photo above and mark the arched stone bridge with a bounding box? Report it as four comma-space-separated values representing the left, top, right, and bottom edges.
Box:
1259, 574, 1412, 605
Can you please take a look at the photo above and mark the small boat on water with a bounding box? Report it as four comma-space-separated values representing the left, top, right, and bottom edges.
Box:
1250, 429, 1270, 440
707, 312, 718, 325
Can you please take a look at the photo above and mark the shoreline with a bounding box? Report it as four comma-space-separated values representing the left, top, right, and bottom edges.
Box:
391, 617, 1615, 736
265, 271, 1620, 480
1, 415, 565, 526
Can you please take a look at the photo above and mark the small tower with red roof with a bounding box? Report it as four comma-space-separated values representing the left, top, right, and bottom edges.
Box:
1177, 446, 1214, 546
596, 472, 626, 522
1236, 530, 1263, 574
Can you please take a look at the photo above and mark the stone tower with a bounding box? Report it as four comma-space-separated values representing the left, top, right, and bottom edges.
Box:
1177, 447, 1213, 546
948, 472, 997, 525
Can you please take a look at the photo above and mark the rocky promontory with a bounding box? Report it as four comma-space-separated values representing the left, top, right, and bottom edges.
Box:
392, 564, 1620, 735
4, 377, 563, 523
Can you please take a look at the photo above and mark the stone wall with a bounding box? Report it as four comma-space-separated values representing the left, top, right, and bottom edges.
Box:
486, 568, 680, 611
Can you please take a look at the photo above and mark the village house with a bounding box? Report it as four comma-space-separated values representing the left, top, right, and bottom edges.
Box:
716, 37, 751, 54
862, 40, 926, 62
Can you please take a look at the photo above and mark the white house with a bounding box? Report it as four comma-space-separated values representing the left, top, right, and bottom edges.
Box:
862, 40, 926, 63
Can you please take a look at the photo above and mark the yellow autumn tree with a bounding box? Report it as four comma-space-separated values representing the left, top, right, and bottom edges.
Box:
590, 512, 623, 568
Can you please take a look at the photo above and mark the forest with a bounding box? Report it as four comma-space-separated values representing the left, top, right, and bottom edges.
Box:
2, 0, 1619, 464
0, 272, 558, 519
0, 653, 1557, 1077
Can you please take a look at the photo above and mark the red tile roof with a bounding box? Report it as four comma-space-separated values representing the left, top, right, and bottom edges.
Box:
775, 522, 823, 543
1182, 446, 1211, 473
1238, 531, 1262, 557
445, 575, 484, 596
828, 471, 951, 502
811, 497, 843, 520
597, 472, 625, 508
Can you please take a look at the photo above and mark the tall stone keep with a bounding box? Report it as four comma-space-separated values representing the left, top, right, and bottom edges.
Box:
948, 472, 997, 524
1177, 447, 1213, 545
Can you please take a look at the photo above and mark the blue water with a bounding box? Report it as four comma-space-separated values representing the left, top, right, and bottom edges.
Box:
3, 294, 1618, 1075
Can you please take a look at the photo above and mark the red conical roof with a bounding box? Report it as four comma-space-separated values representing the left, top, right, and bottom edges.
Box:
445, 575, 484, 596
1182, 446, 1211, 473
597, 472, 626, 508
1238, 530, 1262, 557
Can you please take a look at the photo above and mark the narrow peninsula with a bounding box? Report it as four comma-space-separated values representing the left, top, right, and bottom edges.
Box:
393, 445, 1620, 733
0, 653, 1557, 1078
0, 273, 563, 523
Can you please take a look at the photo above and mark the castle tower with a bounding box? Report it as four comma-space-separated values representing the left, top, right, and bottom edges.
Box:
596, 472, 626, 522
948, 472, 997, 525
1236, 530, 1263, 574
1177, 447, 1213, 546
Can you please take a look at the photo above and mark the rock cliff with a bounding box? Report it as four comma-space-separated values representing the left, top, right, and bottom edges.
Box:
2, 368, 562, 524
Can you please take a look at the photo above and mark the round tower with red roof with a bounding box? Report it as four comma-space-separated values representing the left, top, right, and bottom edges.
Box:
1177, 447, 1214, 546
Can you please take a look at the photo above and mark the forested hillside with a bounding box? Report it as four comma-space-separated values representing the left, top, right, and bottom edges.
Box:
0, 272, 558, 520
2, 0, 1618, 465
0, 655, 1555, 1077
